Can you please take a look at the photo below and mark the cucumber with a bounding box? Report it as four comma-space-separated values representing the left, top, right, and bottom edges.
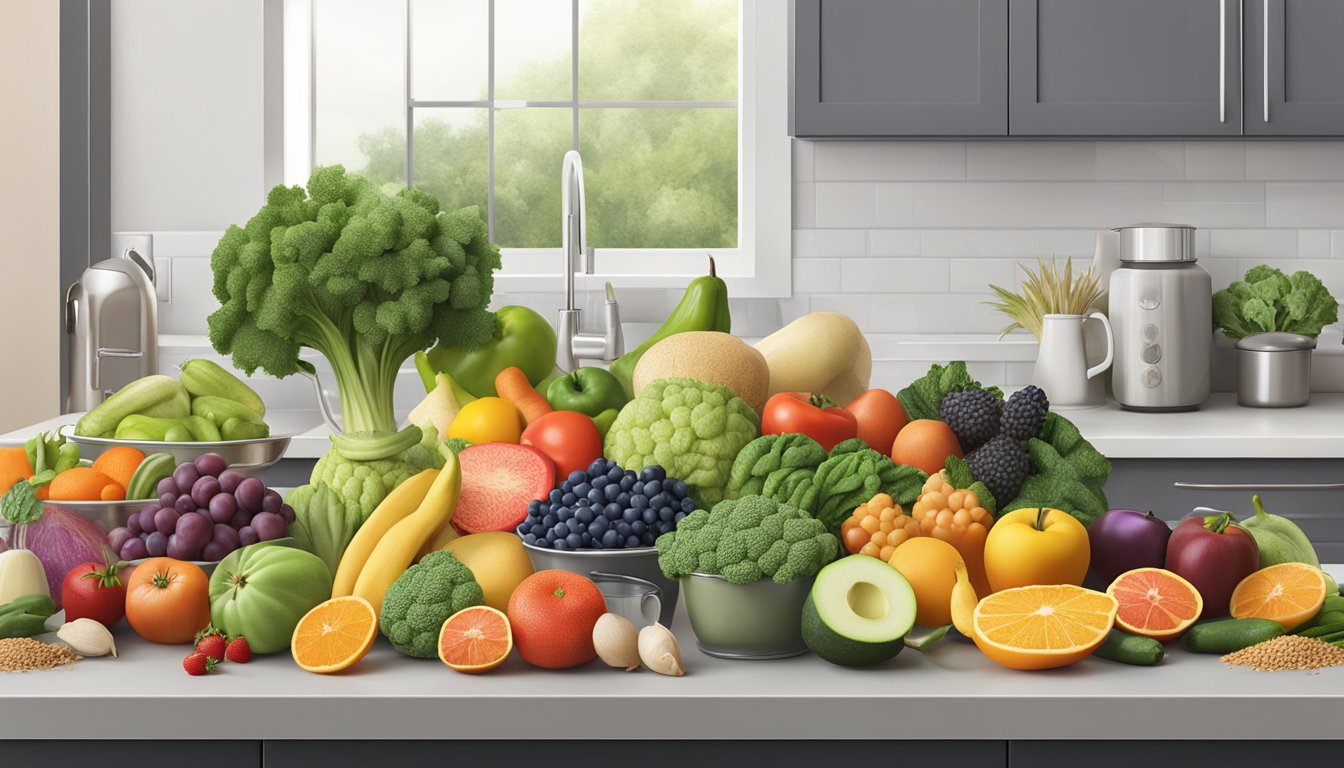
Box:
179, 359, 266, 418
1093, 628, 1164, 666
114, 415, 181, 441
125, 452, 177, 500
0, 594, 56, 620
220, 418, 269, 441
191, 396, 265, 429
1182, 618, 1284, 654
0, 612, 52, 639
75, 375, 190, 437
164, 424, 194, 442
183, 415, 223, 442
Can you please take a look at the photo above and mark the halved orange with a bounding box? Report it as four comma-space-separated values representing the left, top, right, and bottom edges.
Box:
439, 606, 512, 674
1229, 563, 1327, 629
291, 596, 378, 674
972, 584, 1117, 670
1106, 567, 1202, 641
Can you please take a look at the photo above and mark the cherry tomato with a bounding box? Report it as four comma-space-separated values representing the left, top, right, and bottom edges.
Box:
520, 410, 603, 479
761, 392, 858, 452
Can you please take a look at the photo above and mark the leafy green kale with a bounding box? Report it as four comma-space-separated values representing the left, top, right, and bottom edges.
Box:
724, 433, 827, 504
1, 481, 42, 526
1212, 265, 1339, 340
1000, 412, 1111, 527
896, 361, 1004, 422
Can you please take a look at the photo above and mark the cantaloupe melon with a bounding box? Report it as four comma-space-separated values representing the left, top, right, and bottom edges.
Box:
632, 331, 770, 411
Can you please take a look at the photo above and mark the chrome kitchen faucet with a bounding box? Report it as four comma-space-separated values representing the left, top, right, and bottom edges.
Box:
556, 150, 623, 373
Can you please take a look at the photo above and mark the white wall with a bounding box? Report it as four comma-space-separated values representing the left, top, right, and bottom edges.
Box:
0, 0, 61, 432
110, 0, 267, 232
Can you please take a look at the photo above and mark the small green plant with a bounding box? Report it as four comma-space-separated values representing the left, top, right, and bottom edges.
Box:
984, 256, 1104, 340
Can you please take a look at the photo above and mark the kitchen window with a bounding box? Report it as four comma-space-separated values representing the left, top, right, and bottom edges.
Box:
280, 0, 790, 296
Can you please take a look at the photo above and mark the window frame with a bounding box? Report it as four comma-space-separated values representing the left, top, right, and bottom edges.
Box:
279, 0, 790, 298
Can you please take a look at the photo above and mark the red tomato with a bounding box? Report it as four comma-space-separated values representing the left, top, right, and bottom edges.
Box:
61, 561, 127, 629
761, 392, 858, 452
843, 389, 910, 457
520, 410, 603, 479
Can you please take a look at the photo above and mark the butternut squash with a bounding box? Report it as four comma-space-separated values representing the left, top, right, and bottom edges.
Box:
353, 453, 462, 617
331, 469, 437, 598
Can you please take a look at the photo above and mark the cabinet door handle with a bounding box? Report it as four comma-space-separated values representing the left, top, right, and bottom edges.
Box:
1174, 482, 1344, 491
1263, 0, 1270, 122
1219, 0, 1226, 122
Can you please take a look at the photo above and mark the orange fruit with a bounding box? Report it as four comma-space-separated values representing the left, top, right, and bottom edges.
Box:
1105, 567, 1202, 640
48, 467, 118, 501
291, 596, 379, 674
972, 584, 1117, 670
887, 537, 963, 626
439, 606, 513, 673
507, 570, 607, 669
1229, 563, 1327, 629
890, 419, 963, 476
99, 482, 126, 501
92, 446, 146, 491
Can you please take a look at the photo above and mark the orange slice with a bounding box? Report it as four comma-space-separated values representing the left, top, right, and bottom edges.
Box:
972, 584, 1118, 670
1229, 563, 1327, 629
439, 606, 512, 674
1106, 567, 1203, 641
291, 596, 378, 674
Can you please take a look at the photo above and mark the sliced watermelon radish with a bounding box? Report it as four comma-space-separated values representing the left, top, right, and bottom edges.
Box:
452, 443, 555, 534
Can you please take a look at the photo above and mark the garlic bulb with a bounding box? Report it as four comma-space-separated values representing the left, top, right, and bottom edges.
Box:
57, 618, 117, 658
593, 613, 641, 671
638, 623, 684, 677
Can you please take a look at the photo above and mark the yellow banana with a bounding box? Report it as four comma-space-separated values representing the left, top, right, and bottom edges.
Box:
951, 560, 978, 636
331, 469, 437, 598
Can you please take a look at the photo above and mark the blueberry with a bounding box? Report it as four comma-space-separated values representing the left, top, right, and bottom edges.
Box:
560, 481, 573, 493
542, 513, 558, 527
641, 533, 657, 547
555, 539, 571, 551
568, 470, 587, 485
625, 535, 642, 549
616, 492, 632, 507
531, 523, 547, 537
522, 533, 537, 545
602, 529, 620, 548
563, 532, 581, 548
617, 521, 633, 537
574, 482, 591, 496
590, 516, 608, 534
631, 520, 647, 536
561, 493, 578, 506
639, 467, 657, 482
606, 466, 623, 482
603, 484, 621, 502
528, 499, 542, 512
557, 506, 574, 521
588, 459, 608, 475
545, 529, 559, 543
649, 492, 669, 509
604, 502, 623, 521
619, 475, 636, 492
674, 511, 688, 524
569, 520, 587, 535
681, 497, 696, 512
622, 507, 640, 523
658, 506, 675, 522
631, 494, 648, 510
640, 480, 659, 497
670, 480, 688, 498
534, 537, 552, 549
575, 506, 594, 524
581, 532, 592, 546
549, 489, 563, 504
587, 488, 605, 505
656, 521, 675, 535
590, 474, 606, 488
642, 508, 658, 525
554, 521, 571, 537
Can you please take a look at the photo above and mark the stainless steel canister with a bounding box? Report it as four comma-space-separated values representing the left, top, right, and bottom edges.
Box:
1235, 332, 1315, 408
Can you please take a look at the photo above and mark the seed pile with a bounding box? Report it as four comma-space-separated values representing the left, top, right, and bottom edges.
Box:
0, 637, 82, 672
1221, 634, 1344, 671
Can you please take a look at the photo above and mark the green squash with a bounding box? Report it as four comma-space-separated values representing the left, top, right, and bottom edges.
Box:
209, 542, 333, 654
1240, 495, 1320, 569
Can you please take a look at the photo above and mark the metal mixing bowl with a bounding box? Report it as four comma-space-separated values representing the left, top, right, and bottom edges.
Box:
522, 541, 679, 626
65, 431, 291, 475
681, 572, 814, 659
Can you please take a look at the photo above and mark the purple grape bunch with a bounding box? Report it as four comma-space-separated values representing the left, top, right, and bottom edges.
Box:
105, 452, 294, 563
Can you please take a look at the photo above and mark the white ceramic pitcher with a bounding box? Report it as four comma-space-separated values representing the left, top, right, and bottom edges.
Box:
1033, 313, 1114, 409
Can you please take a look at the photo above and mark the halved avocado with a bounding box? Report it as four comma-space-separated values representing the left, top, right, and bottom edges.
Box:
802, 555, 917, 667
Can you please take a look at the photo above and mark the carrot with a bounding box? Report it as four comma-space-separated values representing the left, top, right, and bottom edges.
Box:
0, 447, 33, 494
494, 366, 552, 425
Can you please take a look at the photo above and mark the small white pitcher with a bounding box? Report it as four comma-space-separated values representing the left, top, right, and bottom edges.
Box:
1033, 312, 1114, 409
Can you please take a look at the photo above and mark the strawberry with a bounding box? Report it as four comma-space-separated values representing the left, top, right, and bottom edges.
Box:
225, 635, 251, 663
183, 652, 218, 676
194, 625, 227, 662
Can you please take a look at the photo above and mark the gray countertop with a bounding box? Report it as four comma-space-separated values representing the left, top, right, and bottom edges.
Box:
2, 565, 1341, 741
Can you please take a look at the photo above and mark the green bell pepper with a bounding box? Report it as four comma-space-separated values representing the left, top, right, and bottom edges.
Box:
420, 305, 557, 398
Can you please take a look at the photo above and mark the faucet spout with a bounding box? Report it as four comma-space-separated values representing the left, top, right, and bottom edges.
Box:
560, 150, 588, 312
555, 150, 622, 373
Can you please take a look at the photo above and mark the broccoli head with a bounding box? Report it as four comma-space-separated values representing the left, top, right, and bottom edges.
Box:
604, 378, 760, 506
656, 495, 838, 585
208, 165, 501, 435
379, 550, 485, 658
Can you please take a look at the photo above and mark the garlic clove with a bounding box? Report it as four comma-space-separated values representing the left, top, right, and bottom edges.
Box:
638, 622, 685, 677
593, 613, 641, 671
56, 618, 117, 658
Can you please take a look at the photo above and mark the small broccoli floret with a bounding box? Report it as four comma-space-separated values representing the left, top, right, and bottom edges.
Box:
656, 495, 838, 585
379, 550, 484, 658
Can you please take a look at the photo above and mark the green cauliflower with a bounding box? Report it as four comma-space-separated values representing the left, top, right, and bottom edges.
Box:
379, 550, 485, 658
310, 421, 444, 518
286, 483, 360, 578
656, 495, 837, 585
604, 378, 759, 506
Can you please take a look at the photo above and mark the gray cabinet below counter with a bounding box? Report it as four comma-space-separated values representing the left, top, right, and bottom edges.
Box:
1106, 458, 1344, 562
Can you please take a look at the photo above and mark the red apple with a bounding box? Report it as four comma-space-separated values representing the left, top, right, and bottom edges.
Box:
1164, 512, 1259, 619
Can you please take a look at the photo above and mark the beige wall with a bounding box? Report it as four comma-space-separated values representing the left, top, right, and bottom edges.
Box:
0, 0, 61, 432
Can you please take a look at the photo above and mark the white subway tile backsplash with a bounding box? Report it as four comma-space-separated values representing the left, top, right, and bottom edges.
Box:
1335, 232, 1344, 259
948, 258, 1020, 294
1267, 183, 1344, 227
915, 182, 1166, 228
870, 293, 1002, 334
1184, 142, 1245, 180
814, 182, 877, 228
1162, 183, 1266, 227
1298, 230, 1332, 259
867, 230, 921, 257
791, 139, 815, 182
792, 183, 816, 228
966, 142, 1095, 180
1038, 229, 1101, 258
874, 183, 915, 226
815, 141, 964, 181
1246, 142, 1344, 180
921, 229, 1039, 259
840, 258, 949, 293
1095, 142, 1184, 180
792, 258, 842, 294
792, 228, 867, 258
1208, 229, 1297, 260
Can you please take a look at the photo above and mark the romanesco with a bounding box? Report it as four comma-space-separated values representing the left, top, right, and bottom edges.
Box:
603, 378, 759, 506
379, 550, 484, 658
310, 421, 445, 518
656, 495, 837, 585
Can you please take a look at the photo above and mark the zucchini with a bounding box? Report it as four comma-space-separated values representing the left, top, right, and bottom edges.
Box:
1182, 618, 1284, 654
126, 452, 177, 500
183, 415, 223, 442
75, 375, 190, 437
191, 396, 266, 429
179, 359, 266, 418
1093, 628, 1164, 666
220, 418, 269, 441
0, 612, 51, 639
114, 415, 182, 441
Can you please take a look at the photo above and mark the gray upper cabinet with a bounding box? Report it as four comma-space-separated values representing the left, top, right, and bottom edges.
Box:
790, 0, 1008, 137
1009, 0, 1242, 136
1244, 0, 1344, 135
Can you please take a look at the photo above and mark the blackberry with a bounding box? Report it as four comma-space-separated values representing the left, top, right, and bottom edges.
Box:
965, 434, 1031, 505
939, 389, 1003, 454
1001, 385, 1050, 441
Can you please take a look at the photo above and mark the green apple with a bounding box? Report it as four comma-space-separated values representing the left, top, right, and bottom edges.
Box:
545, 367, 628, 418
420, 305, 558, 397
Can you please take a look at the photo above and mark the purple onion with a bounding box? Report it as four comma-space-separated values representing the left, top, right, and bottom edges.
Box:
1088, 508, 1172, 584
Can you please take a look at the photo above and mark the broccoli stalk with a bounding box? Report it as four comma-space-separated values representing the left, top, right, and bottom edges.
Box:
207, 166, 501, 447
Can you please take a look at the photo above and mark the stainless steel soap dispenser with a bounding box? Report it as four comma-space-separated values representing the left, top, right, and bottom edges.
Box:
66, 248, 159, 411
